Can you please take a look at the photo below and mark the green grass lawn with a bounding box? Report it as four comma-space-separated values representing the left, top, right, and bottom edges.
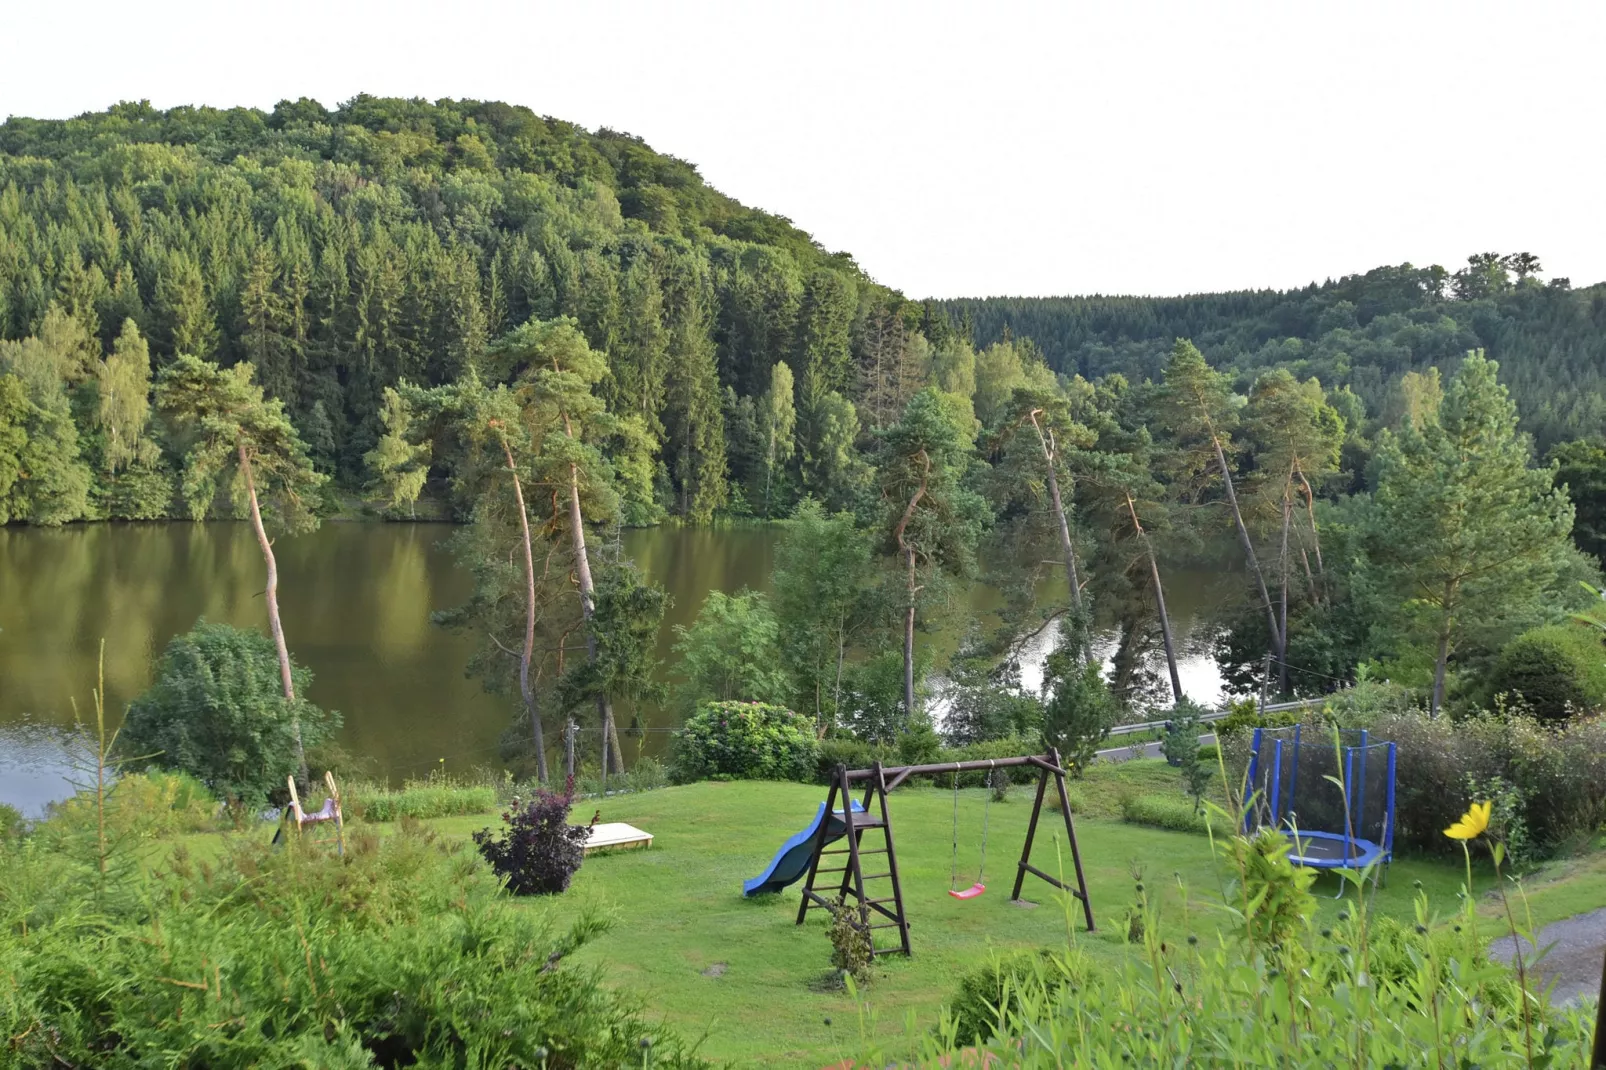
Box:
425, 769, 1515, 1068
161, 760, 1604, 1067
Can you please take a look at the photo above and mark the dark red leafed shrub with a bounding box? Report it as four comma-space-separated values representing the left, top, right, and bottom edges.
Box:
473, 785, 590, 895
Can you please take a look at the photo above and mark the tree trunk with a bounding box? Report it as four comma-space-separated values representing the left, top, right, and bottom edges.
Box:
1029, 411, 1084, 617
1211, 433, 1282, 655
240, 442, 308, 787
568, 464, 625, 773
1294, 460, 1325, 578
1126, 492, 1183, 703
1278, 476, 1292, 696
500, 436, 547, 784
891, 450, 930, 726
903, 545, 918, 723
831, 620, 846, 736
1431, 580, 1458, 717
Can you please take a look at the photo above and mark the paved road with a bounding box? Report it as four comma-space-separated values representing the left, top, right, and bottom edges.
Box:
1094, 733, 1218, 763
1488, 905, 1606, 1006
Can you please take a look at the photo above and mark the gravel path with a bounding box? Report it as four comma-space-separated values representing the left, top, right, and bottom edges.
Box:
1487, 905, 1606, 1006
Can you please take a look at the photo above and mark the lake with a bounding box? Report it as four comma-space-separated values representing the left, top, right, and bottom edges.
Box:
0, 522, 1224, 814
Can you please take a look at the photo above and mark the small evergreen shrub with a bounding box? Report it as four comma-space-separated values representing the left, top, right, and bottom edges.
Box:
472, 787, 590, 895
670, 701, 817, 783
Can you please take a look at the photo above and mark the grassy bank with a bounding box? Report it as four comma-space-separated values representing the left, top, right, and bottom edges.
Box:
147, 760, 1604, 1066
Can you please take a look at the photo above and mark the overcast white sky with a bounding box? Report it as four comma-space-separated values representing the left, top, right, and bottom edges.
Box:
3, 1, 1601, 298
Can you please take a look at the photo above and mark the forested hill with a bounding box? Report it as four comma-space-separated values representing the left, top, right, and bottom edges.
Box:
935, 260, 1606, 450
0, 96, 935, 522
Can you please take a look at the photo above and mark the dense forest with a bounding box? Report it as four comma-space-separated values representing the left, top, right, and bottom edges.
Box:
0, 95, 960, 525
3, 97, 1605, 775
936, 257, 1606, 452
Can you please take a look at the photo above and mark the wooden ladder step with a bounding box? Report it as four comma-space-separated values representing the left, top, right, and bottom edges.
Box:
821, 847, 888, 856
865, 897, 899, 906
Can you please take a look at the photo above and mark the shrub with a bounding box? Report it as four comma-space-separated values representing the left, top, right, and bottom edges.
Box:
42, 771, 218, 841
472, 788, 591, 895
1374, 708, 1606, 855
944, 949, 1089, 1044
670, 700, 817, 783
1214, 700, 1300, 739
0, 822, 710, 1068
815, 736, 892, 783
1487, 624, 1606, 721
0, 803, 24, 841
827, 896, 873, 988
1120, 794, 1213, 835
116, 621, 340, 806
348, 778, 499, 822
896, 718, 943, 766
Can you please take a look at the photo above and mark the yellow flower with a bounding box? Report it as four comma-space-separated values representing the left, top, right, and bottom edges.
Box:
1444, 801, 1492, 841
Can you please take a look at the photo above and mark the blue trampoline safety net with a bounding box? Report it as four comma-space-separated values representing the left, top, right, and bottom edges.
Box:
1241, 726, 1397, 870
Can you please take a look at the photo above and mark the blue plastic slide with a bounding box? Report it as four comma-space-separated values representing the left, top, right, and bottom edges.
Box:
742, 800, 866, 896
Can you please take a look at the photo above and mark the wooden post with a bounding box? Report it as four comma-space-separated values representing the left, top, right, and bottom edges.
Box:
873, 762, 911, 956
1591, 945, 1604, 1068
1010, 766, 1049, 902
1050, 746, 1095, 933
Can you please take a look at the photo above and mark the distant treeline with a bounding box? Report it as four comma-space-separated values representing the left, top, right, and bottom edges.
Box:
936, 256, 1606, 451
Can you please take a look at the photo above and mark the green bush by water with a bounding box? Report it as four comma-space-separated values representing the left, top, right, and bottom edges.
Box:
669, 700, 817, 783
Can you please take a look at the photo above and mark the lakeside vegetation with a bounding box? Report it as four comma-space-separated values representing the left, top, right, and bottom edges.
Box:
2, 96, 1605, 1066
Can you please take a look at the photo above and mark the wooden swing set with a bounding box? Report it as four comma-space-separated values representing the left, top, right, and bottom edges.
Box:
794, 748, 1095, 956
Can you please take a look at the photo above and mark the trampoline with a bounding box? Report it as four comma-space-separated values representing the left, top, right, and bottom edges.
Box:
1241, 725, 1396, 894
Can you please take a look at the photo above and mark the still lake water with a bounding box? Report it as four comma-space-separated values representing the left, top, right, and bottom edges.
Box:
0, 522, 1224, 814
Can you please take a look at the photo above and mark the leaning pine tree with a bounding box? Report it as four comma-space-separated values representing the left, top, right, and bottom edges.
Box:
156, 356, 326, 785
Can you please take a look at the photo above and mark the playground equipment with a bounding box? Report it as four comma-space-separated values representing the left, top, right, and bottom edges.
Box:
796, 750, 1094, 956
283, 771, 346, 854
947, 763, 992, 899
744, 800, 866, 896
1242, 725, 1397, 894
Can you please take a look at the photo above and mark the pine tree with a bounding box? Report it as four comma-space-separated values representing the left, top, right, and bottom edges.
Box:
1369, 351, 1574, 714
155, 251, 219, 360
876, 389, 991, 722
155, 356, 327, 782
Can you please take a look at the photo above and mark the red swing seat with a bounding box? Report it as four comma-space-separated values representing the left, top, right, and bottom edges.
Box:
948, 882, 986, 900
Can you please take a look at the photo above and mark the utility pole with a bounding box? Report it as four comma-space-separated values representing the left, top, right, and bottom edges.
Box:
564, 720, 577, 782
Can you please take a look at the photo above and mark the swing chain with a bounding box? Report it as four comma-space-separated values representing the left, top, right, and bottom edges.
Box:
977, 760, 994, 882
949, 766, 960, 889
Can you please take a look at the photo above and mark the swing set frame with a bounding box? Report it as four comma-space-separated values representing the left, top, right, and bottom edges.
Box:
794, 748, 1096, 956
